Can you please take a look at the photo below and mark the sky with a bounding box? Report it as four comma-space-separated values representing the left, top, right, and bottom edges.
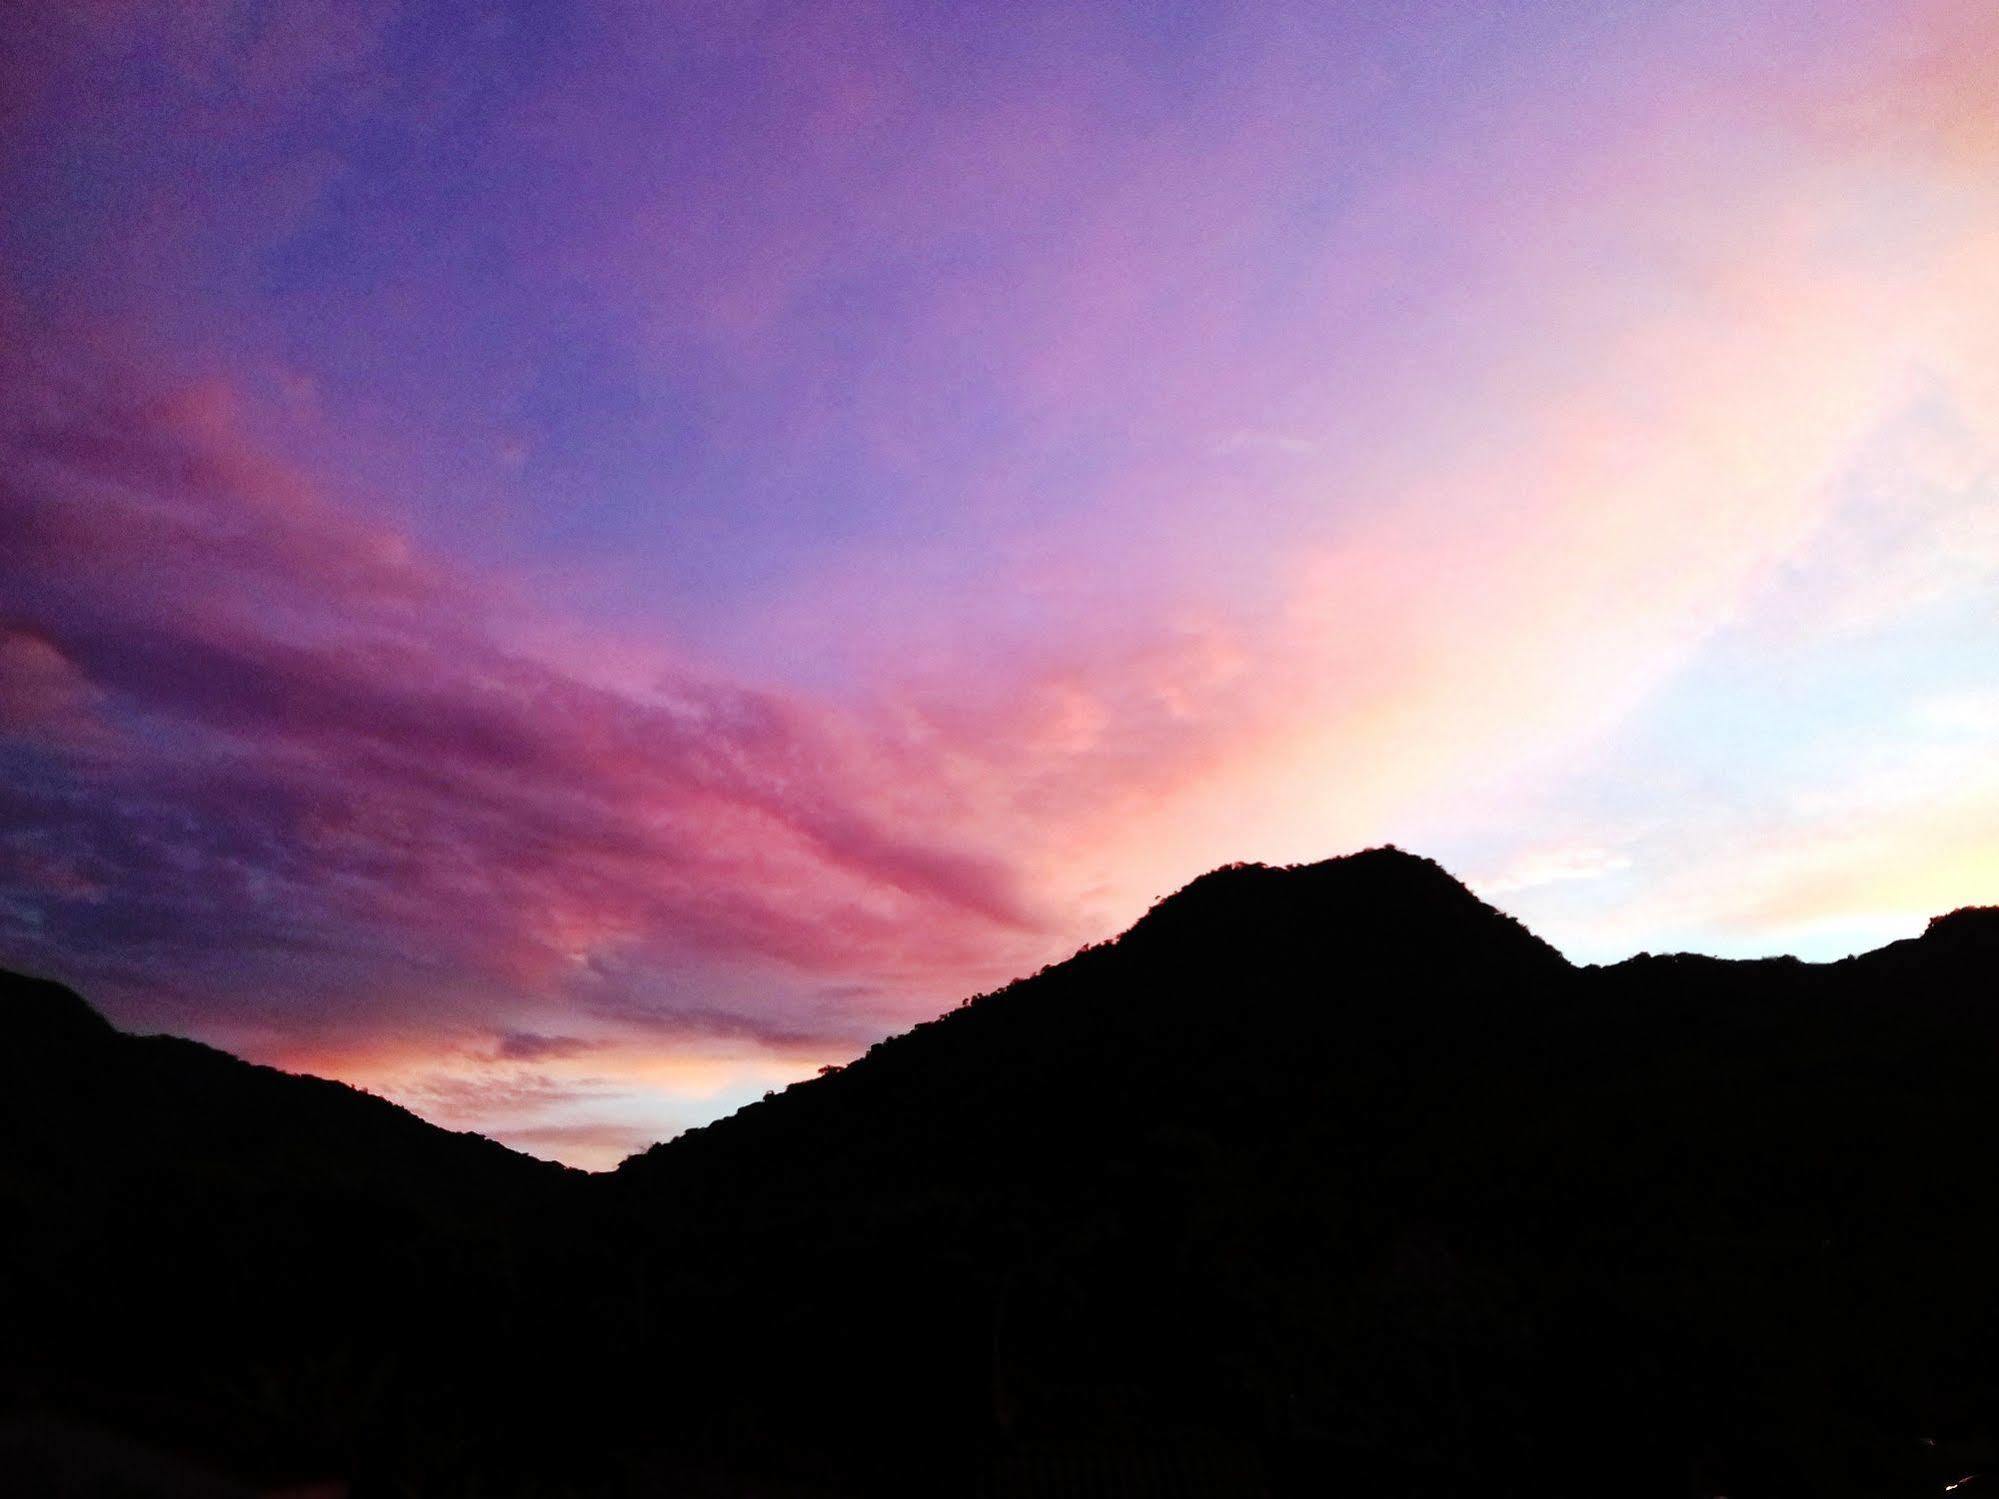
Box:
3, 0, 1996, 1167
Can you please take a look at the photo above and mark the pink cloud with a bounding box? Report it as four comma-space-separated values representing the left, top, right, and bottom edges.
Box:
0, 325, 1055, 1067
0, 630, 106, 746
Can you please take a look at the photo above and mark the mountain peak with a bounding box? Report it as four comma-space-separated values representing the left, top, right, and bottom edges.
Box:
1920, 904, 1999, 949
1117, 845, 1570, 976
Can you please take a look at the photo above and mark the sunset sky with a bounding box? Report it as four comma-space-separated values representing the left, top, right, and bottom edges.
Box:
4, 0, 1996, 1166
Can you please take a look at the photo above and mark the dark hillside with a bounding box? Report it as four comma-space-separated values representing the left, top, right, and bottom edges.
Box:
5, 856, 1999, 1496
0, 969, 592, 1492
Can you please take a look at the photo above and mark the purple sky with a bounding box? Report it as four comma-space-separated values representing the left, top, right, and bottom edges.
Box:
4, 0, 1997, 1164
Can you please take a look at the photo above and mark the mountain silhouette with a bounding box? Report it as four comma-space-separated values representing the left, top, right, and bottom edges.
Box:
4, 848, 1998, 1497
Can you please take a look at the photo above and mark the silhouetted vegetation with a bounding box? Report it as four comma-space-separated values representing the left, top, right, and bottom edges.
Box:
5, 849, 1999, 1495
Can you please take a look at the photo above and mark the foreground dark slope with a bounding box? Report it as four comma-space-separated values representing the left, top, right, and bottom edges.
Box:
6, 848, 1999, 1496
0, 970, 586, 1492
609, 852, 1999, 1495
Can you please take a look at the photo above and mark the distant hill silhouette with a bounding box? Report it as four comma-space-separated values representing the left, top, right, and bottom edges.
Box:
5, 848, 1998, 1496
